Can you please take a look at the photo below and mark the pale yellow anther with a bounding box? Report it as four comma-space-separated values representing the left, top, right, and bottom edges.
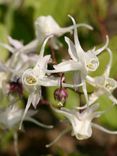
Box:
87, 63, 94, 69
26, 75, 37, 85
105, 81, 112, 90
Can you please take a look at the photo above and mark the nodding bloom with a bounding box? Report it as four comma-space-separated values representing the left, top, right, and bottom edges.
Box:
51, 103, 117, 143
86, 48, 117, 105
0, 102, 53, 130
53, 104, 101, 140
0, 102, 53, 156
35, 15, 93, 49
48, 15, 109, 105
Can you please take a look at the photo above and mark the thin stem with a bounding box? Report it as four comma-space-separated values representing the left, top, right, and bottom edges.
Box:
14, 132, 20, 156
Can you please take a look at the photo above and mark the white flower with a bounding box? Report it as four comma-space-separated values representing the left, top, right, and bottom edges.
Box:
48, 15, 109, 105
0, 103, 53, 130
35, 15, 93, 49
52, 103, 117, 141
20, 35, 60, 129
0, 36, 41, 80
35, 15, 93, 39
86, 48, 117, 105
53, 104, 101, 140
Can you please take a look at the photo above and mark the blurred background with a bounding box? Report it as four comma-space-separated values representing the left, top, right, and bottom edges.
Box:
0, 0, 117, 156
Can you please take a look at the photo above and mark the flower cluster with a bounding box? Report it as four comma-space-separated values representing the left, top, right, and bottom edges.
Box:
0, 15, 117, 153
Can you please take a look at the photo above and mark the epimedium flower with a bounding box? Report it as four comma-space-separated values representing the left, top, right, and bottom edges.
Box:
52, 103, 102, 140
0, 102, 53, 156
0, 36, 41, 93
0, 103, 53, 130
46, 103, 117, 147
48, 15, 109, 105
21, 32, 85, 130
86, 48, 117, 105
0, 35, 41, 76
35, 15, 93, 49
20, 34, 82, 129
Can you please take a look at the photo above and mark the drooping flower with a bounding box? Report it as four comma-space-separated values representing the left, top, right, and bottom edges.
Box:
0, 102, 53, 130
35, 15, 93, 49
52, 103, 117, 141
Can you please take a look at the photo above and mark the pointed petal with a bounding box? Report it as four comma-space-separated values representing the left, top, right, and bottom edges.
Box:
53, 60, 82, 72
65, 36, 78, 61
68, 15, 84, 59
45, 128, 70, 148
92, 123, 117, 134
95, 35, 109, 55
103, 48, 112, 77
24, 117, 53, 129
31, 89, 41, 108
0, 42, 14, 53
18, 39, 39, 54
19, 93, 33, 130
59, 23, 93, 35
40, 77, 59, 86
40, 35, 53, 57
34, 55, 51, 72
8, 36, 23, 49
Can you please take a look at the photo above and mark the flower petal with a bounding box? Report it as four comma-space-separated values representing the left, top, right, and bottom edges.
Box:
103, 48, 112, 77
68, 15, 84, 59
92, 123, 117, 134
65, 36, 78, 61
8, 36, 23, 49
94, 35, 109, 55
53, 60, 82, 72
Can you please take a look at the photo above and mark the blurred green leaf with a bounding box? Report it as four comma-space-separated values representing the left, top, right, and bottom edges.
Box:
24, 0, 80, 25
98, 95, 117, 129
0, 24, 9, 61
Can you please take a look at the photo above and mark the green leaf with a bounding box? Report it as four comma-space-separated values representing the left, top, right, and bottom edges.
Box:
98, 95, 117, 129
0, 24, 9, 61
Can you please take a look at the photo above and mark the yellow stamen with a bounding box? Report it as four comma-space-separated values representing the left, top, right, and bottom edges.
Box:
26, 75, 37, 85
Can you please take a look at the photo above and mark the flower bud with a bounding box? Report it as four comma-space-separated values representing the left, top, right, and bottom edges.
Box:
54, 88, 68, 105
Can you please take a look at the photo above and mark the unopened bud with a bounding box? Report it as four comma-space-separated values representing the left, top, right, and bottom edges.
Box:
54, 88, 68, 104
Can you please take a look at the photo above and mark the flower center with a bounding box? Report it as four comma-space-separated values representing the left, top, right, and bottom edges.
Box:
25, 75, 37, 85
87, 63, 94, 69
86, 59, 98, 71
